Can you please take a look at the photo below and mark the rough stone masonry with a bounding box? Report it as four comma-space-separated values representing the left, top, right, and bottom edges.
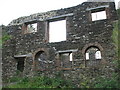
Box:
1, 1, 118, 86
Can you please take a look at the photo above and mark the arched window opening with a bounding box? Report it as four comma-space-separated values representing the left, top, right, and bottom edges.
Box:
85, 46, 101, 60
85, 46, 101, 66
34, 51, 47, 70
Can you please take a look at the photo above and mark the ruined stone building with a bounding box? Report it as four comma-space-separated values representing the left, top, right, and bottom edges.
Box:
2, 1, 118, 84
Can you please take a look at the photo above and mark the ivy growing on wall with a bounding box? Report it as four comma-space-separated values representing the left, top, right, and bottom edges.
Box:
0, 26, 11, 48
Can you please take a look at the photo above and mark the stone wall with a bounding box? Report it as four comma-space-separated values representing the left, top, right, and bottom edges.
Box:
0, 26, 2, 88
2, 2, 118, 85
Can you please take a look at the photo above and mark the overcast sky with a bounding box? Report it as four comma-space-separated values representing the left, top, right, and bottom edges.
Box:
0, 0, 119, 25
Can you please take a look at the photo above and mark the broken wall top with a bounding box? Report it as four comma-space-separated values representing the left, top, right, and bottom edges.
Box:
8, 2, 117, 26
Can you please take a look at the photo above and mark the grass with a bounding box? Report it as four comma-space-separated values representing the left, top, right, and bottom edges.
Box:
4, 76, 75, 88
112, 21, 118, 50
94, 73, 119, 88
0, 38, 2, 48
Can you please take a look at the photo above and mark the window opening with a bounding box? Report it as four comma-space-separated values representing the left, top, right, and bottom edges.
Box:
86, 53, 89, 60
26, 23, 37, 33
85, 47, 101, 60
70, 53, 73, 61
95, 51, 101, 59
85, 46, 101, 66
49, 20, 66, 42
91, 10, 107, 21
23, 22, 37, 34
35, 51, 47, 70
60, 52, 73, 68
17, 58, 25, 72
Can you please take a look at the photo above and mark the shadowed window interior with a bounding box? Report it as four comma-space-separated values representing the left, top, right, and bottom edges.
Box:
35, 51, 48, 70
60, 52, 73, 68
17, 57, 25, 72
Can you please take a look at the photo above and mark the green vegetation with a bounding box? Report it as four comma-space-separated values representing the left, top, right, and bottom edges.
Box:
112, 21, 118, 51
0, 34, 11, 49
0, 38, 2, 48
2, 32, 11, 43
77, 73, 119, 88
94, 73, 119, 88
5, 76, 75, 88
0, 31, 11, 48
4, 72, 119, 88
117, 9, 120, 59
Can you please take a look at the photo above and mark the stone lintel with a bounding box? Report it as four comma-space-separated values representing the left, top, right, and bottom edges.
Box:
14, 53, 32, 58
46, 13, 74, 21
86, 5, 109, 11
56, 49, 78, 54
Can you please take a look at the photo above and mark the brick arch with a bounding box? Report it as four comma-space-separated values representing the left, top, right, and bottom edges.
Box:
33, 48, 45, 60
32, 48, 48, 71
82, 42, 103, 55
82, 43, 104, 67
